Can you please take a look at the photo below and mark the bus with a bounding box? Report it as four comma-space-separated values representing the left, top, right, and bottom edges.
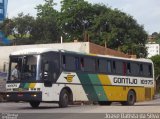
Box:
6, 48, 154, 108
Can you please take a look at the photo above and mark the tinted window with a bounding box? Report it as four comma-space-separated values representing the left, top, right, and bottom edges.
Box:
62, 55, 66, 69
127, 63, 131, 74
112, 61, 116, 73
65, 56, 75, 71
75, 57, 79, 70
148, 64, 153, 77
143, 64, 149, 77
99, 59, 107, 73
107, 61, 112, 73
139, 64, 143, 75
80, 58, 84, 71
143, 63, 153, 77
123, 62, 127, 75
84, 57, 95, 72
42, 52, 60, 82
131, 63, 139, 76
116, 61, 123, 74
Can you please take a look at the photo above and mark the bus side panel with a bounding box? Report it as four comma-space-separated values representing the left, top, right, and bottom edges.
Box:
102, 86, 127, 101
55, 72, 89, 101
131, 87, 145, 102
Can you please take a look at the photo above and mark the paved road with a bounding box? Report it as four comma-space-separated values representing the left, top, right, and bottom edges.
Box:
1, 98, 160, 119
0, 98, 160, 113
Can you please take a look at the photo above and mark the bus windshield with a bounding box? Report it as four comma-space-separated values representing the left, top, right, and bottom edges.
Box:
8, 55, 41, 81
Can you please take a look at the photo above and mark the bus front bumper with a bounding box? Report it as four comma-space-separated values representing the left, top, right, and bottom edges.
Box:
6, 92, 42, 102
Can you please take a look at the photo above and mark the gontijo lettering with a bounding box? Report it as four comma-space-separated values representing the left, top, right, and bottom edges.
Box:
113, 77, 137, 84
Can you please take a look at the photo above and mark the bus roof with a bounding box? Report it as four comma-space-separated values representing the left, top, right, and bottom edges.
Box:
10, 48, 58, 56
10, 48, 152, 63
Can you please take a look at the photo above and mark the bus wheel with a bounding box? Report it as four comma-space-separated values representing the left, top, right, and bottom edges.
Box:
121, 90, 136, 106
59, 89, 69, 108
29, 101, 40, 108
98, 101, 112, 105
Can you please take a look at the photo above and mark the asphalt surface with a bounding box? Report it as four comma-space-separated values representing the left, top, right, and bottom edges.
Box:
1, 98, 160, 119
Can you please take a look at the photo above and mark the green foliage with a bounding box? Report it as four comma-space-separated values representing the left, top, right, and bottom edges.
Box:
152, 32, 160, 44
31, 0, 60, 43
0, 13, 35, 45
59, 0, 93, 41
59, 1, 147, 57
150, 55, 160, 79
0, 0, 148, 57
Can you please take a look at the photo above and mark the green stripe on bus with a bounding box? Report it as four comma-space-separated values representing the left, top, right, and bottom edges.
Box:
24, 83, 29, 88
88, 74, 108, 101
77, 73, 99, 101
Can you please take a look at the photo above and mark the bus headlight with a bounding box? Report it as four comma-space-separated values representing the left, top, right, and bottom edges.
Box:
6, 94, 10, 97
31, 94, 37, 97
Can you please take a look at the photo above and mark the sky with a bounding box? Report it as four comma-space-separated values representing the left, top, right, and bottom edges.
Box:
7, 0, 160, 34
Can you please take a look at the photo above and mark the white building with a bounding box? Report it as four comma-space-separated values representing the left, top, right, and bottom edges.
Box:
146, 43, 160, 58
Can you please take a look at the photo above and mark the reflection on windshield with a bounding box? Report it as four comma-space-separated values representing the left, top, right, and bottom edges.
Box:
9, 55, 40, 81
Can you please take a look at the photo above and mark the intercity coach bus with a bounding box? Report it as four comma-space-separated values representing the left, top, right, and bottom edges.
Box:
6, 48, 154, 108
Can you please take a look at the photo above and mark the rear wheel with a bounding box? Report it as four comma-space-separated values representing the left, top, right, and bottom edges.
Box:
98, 101, 112, 105
59, 89, 69, 108
29, 101, 40, 108
121, 90, 136, 106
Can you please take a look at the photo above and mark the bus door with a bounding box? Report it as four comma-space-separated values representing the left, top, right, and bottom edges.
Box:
41, 52, 60, 101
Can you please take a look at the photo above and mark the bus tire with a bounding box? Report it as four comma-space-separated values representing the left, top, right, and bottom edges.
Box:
59, 89, 69, 108
98, 101, 112, 105
121, 90, 136, 106
29, 101, 40, 108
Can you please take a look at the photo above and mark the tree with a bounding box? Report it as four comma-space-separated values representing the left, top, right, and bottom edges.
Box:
1, 0, 149, 57
31, 0, 60, 43
59, 0, 93, 41
1, 13, 35, 45
90, 7, 147, 57
152, 32, 160, 44
0, 18, 14, 38
59, 1, 147, 57
150, 55, 160, 80
150, 55, 160, 93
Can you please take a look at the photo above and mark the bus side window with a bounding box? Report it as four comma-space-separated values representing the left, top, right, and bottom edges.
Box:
80, 58, 84, 71
83, 57, 95, 72
116, 61, 123, 75
99, 59, 107, 73
65, 56, 75, 71
112, 61, 116, 73
123, 62, 126, 75
62, 55, 66, 69
143, 64, 152, 77
107, 61, 111, 73
127, 63, 131, 74
139, 64, 143, 75
96, 59, 100, 72
131, 63, 139, 76
148, 64, 152, 77
75, 57, 79, 70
